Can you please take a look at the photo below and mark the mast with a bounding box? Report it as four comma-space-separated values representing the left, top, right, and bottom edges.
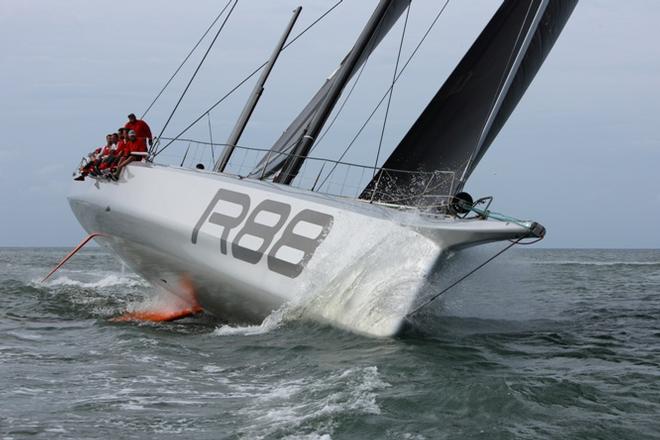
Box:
274, 0, 399, 184
214, 6, 302, 172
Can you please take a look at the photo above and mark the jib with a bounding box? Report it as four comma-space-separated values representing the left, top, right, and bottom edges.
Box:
191, 188, 333, 278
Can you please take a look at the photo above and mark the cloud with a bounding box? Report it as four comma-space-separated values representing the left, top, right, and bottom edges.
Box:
1, 0, 659, 247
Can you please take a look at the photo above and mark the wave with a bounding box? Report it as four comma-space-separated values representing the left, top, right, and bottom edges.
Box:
236, 366, 388, 439
38, 274, 147, 289
214, 307, 286, 336
531, 260, 660, 267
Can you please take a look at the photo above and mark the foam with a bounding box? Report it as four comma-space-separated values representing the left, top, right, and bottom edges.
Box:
121, 287, 197, 318
236, 366, 389, 439
281, 434, 332, 440
214, 306, 286, 336
209, 210, 443, 338
40, 274, 146, 289
291, 211, 441, 337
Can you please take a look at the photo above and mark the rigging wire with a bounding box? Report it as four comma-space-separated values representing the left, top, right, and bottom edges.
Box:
152, 0, 344, 159
373, 1, 411, 177
317, 0, 451, 191
151, 0, 240, 156
251, 55, 366, 179
310, 52, 371, 155
141, 1, 233, 120
458, 1, 537, 186
406, 235, 529, 318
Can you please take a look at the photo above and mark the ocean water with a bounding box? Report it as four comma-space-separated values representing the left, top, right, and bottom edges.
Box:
1, 246, 659, 439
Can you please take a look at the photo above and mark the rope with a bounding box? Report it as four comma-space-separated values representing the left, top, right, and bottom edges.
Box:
373, 1, 410, 177
141, 1, 233, 120
152, 1, 344, 159
464, 203, 534, 231
317, 0, 451, 191
152, 0, 240, 156
406, 236, 527, 318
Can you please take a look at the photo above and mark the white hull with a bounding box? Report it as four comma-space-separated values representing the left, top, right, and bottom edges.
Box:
68, 163, 533, 337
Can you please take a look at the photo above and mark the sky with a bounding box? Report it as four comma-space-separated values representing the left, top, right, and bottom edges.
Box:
0, 0, 659, 248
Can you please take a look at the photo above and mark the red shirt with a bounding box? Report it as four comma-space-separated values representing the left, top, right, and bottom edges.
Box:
124, 119, 152, 148
126, 139, 147, 156
115, 140, 129, 156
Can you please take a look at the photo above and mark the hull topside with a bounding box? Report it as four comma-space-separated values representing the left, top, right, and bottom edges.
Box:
68, 163, 532, 337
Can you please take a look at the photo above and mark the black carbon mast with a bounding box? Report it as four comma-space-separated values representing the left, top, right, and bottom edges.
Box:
361, 0, 578, 205
250, 0, 410, 182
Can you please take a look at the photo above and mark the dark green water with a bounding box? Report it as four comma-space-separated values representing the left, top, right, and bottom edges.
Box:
1, 247, 659, 439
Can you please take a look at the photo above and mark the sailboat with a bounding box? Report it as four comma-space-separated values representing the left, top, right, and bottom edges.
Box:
68, 0, 578, 337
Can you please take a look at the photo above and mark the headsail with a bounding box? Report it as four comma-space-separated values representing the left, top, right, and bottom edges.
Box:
249, 0, 410, 180
362, 0, 578, 205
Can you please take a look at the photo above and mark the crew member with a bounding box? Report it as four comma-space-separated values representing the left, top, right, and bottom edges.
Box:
124, 113, 153, 150
74, 139, 106, 181
82, 135, 112, 177
99, 132, 125, 172
126, 129, 147, 157
113, 130, 147, 177
115, 127, 128, 156
96, 134, 117, 173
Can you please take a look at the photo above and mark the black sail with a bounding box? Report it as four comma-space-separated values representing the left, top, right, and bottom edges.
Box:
361, 0, 578, 205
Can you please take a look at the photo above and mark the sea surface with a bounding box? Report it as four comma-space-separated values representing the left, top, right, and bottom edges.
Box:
1, 247, 659, 439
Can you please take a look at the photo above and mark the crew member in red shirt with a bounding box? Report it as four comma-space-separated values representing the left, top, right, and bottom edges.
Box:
112, 130, 148, 179
115, 127, 129, 156
97, 134, 118, 172
99, 131, 123, 171
124, 113, 153, 150
126, 129, 148, 157
75, 136, 109, 180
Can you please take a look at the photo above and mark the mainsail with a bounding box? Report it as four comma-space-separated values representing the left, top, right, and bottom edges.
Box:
248, 0, 410, 180
362, 0, 578, 205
